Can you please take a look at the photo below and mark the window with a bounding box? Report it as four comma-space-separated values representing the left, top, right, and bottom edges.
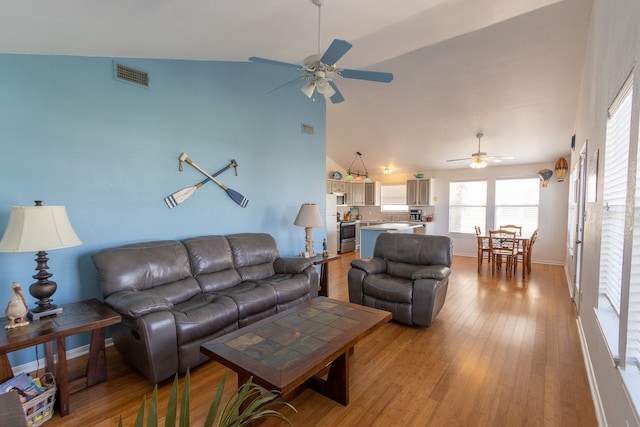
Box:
380, 184, 408, 212
449, 180, 487, 233
494, 178, 539, 236
596, 73, 635, 374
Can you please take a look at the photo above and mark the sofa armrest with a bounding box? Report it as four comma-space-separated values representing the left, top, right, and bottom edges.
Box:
350, 257, 387, 275
273, 257, 314, 274
105, 291, 173, 318
412, 265, 451, 281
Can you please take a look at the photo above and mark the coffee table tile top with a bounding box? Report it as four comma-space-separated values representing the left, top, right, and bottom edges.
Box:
224, 299, 381, 372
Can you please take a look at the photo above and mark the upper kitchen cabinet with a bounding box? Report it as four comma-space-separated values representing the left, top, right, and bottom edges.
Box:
406, 178, 435, 206
351, 182, 365, 206
365, 181, 380, 206
327, 179, 351, 194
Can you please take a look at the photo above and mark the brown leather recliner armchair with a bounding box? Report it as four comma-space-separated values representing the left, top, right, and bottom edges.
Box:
348, 233, 453, 327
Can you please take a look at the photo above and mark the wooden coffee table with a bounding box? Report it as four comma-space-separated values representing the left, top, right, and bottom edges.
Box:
200, 297, 391, 405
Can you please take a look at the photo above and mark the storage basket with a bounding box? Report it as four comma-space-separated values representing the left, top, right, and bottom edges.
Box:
22, 373, 56, 427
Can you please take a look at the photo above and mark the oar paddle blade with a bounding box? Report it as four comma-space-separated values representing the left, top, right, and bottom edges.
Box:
164, 185, 198, 208
226, 188, 249, 208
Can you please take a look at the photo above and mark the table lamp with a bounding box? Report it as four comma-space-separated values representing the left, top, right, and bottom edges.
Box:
0, 201, 82, 320
294, 203, 324, 257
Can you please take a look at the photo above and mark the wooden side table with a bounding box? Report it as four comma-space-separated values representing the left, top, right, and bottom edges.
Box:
312, 254, 341, 297
0, 298, 121, 416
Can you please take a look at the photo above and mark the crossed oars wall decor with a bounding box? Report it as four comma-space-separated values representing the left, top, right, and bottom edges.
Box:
170, 152, 249, 208
165, 159, 238, 208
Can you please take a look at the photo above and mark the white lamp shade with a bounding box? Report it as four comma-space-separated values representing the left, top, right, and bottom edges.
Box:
301, 81, 316, 98
294, 203, 324, 228
0, 205, 82, 252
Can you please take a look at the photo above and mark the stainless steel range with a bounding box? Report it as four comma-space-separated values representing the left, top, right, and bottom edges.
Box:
339, 220, 356, 253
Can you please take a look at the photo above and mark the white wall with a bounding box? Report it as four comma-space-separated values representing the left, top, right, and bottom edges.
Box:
570, 0, 640, 425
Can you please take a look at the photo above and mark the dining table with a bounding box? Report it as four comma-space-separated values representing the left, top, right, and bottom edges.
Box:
480, 232, 530, 278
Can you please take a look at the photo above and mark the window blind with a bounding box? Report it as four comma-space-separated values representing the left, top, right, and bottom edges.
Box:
495, 178, 540, 236
599, 83, 633, 316
449, 180, 487, 233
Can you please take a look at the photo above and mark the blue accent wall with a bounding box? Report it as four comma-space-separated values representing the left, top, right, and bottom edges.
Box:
0, 54, 326, 365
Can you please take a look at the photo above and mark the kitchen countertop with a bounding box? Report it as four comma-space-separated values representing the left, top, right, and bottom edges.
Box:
360, 223, 423, 230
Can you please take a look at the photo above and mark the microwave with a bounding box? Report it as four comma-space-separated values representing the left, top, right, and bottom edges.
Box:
335, 192, 347, 206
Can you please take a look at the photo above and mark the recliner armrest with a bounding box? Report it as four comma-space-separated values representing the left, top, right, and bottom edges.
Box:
273, 257, 314, 274
412, 265, 451, 281
105, 291, 173, 318
350, 257, 387, 275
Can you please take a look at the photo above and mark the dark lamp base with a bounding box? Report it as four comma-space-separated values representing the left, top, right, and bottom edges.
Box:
29, 306, 63, 321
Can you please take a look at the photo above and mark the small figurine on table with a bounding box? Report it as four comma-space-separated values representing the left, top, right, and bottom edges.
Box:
322, 238, 329, 257
5, 282, 29, 329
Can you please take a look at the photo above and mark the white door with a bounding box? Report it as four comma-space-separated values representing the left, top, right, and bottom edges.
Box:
571, 143, 587, 311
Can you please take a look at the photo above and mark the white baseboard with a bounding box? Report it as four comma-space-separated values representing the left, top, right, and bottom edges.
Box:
11, 338, 114, 376
576, 317, 607, 426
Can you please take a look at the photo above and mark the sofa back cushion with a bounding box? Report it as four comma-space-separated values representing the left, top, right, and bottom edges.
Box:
226, 233, 278, 281
374, 233, 453, 276
182, 235, 243, 292
92, 240, 201, 304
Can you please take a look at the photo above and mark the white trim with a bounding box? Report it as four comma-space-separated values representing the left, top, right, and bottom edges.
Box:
11, 338, 114, 376
577, 317, 608, 427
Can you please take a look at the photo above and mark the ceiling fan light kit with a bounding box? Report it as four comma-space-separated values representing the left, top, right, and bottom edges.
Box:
248, 0, 393, 104
446, 132, 513, 168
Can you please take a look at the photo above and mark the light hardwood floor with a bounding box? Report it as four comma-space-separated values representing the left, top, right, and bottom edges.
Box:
44, 252, 597, 426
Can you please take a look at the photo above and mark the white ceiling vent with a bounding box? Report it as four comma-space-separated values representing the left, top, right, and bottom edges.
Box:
114, 62, 149, 87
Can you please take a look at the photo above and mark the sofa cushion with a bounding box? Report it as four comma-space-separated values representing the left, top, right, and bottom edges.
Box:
374, 233, 453, 267
183, 236, 243, 292
171, 294, 238, 345
226, 233, 278, 281
216, 282, 277, 325
258, 273, 311, 304
92, 240, 200, 304
363, 273, 413, 304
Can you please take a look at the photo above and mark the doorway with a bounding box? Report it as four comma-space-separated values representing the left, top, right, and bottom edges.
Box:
570, 142, 587, 312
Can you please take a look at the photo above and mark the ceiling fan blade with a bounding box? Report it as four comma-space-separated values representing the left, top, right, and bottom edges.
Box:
338, 68, 394, 83
327, 80, 345, 104
487, 156, 515, 160
320, 39, 352, 65
446, 157, 473, 162
248, 56, 301, 71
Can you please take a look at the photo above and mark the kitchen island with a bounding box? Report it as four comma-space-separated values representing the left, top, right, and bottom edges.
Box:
359, 223, 423, 258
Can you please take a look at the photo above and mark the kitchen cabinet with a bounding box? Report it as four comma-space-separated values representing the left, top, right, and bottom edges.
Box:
406, 178, 434, 206
326, 180, 351, 194
365, 181, 381, 206
350, 182, 365, 206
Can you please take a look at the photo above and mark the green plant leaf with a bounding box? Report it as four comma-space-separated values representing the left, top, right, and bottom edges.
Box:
203, 372, 227, 427
134, 395, 146, 427
179, 370, 190, 427
165, 373, 180, 427
148, 386, 159, 427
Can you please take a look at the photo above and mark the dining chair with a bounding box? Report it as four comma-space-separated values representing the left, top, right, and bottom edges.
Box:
475, 226, 491, 272
526, 229, 539, 274
489, 230, 518, 275
499, 224, 522, 236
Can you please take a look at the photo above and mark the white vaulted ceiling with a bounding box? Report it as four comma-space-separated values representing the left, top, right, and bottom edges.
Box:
0, 0, 592, 173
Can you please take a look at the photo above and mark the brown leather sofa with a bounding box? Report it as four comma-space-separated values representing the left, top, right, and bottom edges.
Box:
348, 233, 452, 327
92, 233, 318, 384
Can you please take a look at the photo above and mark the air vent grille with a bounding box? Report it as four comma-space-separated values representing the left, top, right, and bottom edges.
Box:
302, 124, 314, 135
115, 63, 149, 87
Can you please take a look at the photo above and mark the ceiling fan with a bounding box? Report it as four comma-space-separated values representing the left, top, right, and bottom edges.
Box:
248, 0, 393, 104
446, 133, 514, 168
